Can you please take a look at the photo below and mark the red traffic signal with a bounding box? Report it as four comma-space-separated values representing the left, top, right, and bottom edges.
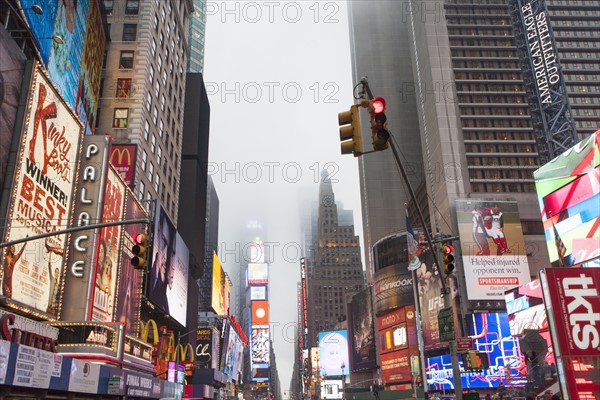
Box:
442, 244, 454, 254
131, 233, 148, 270
372, 97, 386, 114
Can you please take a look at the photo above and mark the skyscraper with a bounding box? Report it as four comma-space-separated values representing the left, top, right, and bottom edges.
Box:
188, 0, 207, 73
307, 170, 364, 347
97, 0, 194, 223
348, 1, 598, 278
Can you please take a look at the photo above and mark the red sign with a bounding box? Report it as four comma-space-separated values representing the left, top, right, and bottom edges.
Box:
109, 144, 137, 186
380, 349, 411, 384
252, 301, 269, 326
456, 337, 473, 351
544, 268, 600, 400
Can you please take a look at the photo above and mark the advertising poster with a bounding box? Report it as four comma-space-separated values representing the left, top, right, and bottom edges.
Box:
46, 0, 89, 110
110, 144, 138, 187
541, 268, 600, 400
17, 1, 59, 63
425, 313, 527, 390
0, 64, 82, 316
250, 286, 267, 300
377, 306, 417, 384
115, 192, 147, 335
251, 301, 269, 326
148, 206, 189, 325
455, 199, 531, 302
318, 330, 349, 376
534, 132, 599, 268
415, 250, 445, 348
380, 349, 411, 384
251, 327, 270, 365
210, 252, 226, 315
92, 167, 125, 322
68, 358, 100, 393
373, 264, 414, 315
223, 327, 237, 378
247, 263, 268, 285
76, 0, 105, 135
348, 287, 376, 372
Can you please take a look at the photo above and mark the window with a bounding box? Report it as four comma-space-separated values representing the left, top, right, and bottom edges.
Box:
151, 39, 156, 58
151, 135, 156, 154
153, 106, 158, 125
119, 51, 134, 69
155, 81, 160, 98
122, 24, 137, 41
113, 108, 128, 128
125, 0, 139, 15
146, 92, 152, 112
116, 78, 132, 98
159, 120, 164, 137
160, 95, 165, 111
148, 163, 154, 183
141, 150, 147, 171
157, 56, 162, 72
138, 181, 145, 201
153, 15, 158, 32
157, 147, 162, 164
144, 120, 150, 141
149, 65, 154, 83
104, 0, 114, 14
155, 175, 160, 192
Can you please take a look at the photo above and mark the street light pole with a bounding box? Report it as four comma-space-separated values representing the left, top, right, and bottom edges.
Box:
340, 362, 345, 400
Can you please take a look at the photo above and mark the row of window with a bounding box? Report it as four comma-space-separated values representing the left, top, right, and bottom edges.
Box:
104, 0, 139, 15
464, 144, 536, 153
467, 156, 539, 167
471, 182, 536, 193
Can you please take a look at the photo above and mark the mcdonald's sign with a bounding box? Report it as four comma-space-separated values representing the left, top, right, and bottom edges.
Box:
110, 144, 137, 187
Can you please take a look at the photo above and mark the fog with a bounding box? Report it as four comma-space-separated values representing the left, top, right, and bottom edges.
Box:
204, 1, 363, 390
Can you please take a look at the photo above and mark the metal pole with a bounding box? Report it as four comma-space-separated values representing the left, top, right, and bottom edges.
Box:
388, 140, 463, 399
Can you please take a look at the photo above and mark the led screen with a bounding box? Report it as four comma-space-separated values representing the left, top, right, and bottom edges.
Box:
318, 330, 349, 376
247, 263, 268, 286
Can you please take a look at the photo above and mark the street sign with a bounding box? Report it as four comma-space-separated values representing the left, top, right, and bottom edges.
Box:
438, 307, 455, 342
108, 377, 120, 395
456, 337, 473, 351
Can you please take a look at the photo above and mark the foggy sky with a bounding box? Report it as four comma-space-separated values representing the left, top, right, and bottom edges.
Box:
203, 1, 363, 392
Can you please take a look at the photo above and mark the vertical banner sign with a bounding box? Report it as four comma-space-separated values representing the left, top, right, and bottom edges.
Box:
542, 268, 600, 400
110, 144, 138, 187
76, 0, 105, 135
115, 192, 147, 335
455, 199, 531, 305
61, 135, 110, 321
91, 167, 125, 322
0, 64, 82, 317
416, 251, 444, 348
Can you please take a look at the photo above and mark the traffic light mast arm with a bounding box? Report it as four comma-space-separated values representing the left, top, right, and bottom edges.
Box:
0, 218, 153, 249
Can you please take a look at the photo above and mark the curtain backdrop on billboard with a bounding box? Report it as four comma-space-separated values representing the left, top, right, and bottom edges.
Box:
455, 199, 531, 302
0, 64, 82, 317
92, 167, 125, 322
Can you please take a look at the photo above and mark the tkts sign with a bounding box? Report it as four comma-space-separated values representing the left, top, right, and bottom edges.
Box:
542, 268, 600, 400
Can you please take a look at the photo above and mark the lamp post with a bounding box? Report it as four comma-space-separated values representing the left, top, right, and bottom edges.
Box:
340, 362, 345, 400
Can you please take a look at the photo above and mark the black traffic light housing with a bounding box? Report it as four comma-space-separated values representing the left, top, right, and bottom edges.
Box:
131, 232, 148, 270
441, 243, 455, 275
369, 97, 390, 151
338, 105, 363, 156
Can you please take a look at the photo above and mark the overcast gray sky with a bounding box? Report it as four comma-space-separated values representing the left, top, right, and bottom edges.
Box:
203, 0, 362, 391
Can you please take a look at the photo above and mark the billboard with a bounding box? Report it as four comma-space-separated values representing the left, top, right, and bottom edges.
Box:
533, 132, 600, 268
541, 268, 600, 400
0, 64, 82, 316
91, 167, 125, 322
250, 286, 267, 300
348, 287, 376, 372
196, 327, 219, 370
425, 313, 527, 390
318, 330, 349, 376
110, 144, 138, 187
17, 1, 59, 64
115, 192, 147, 335
211, 252, 227, 316
251, 300, 269, 326
251, 326, 270, 381
373, 264, 414, 315
377, 306, 418, 384
247, 263, 268, 286
148, 206, 189, 325
455, 199, 531, 301
61, 135, 111, 321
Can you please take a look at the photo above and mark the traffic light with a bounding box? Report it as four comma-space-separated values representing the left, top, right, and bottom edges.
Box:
441, 243, 455, 275
477, 351, 489, 370
338, 104, 363, 156
131, 232, 148, 270
369, 97, 390, 151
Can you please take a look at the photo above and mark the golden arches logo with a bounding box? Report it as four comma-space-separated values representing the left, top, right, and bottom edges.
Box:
140, 319, 159, 345
170, 343, 195, 363
110, 146, 134, 165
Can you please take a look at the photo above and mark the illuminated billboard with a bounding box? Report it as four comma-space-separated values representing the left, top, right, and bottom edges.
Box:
318, 330, 349, 376
210, 252, 227, 316
196, 327, 219, 370
250, 286, 267, 300
348, 288, 376, 372
533, 132, 599, 268
110, 144, 137, 187
61, 135, 111, 321
115, 191, 147, 335
541, 268, 600, 400
247, 263, 268, 286
0, 63, 82, 317
377, 306, 418, 384
92, 167, 125, 322
251, 301, 269, 326
17, 1, 59, 64
251, 326, 270, 381
373, 264, 414, 315
455, 199, 531, 302
148, 206, 189, 325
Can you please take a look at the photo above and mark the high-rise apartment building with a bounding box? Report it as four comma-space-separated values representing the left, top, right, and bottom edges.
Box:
307, 171, 364, 347
349, 1, 598, 278
97, 0, 193, 223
